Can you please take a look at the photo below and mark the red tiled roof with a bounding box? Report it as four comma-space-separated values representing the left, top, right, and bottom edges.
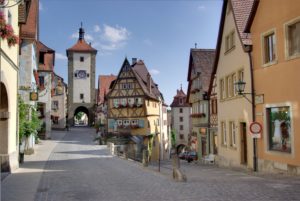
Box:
98, 74, 117, 104
20, 0, 38, 40
170, 89, 190, 107
67, 39, 97, 53
231, 0, 255, 45
37, 41, 55, 72
187, 49, 215, 102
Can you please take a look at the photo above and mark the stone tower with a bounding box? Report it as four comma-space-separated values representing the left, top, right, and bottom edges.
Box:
66, 25, 97, 126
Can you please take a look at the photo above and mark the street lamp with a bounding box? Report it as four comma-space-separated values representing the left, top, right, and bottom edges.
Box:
234, 80, 258, 172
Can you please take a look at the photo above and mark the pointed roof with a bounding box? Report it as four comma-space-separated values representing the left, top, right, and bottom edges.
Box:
170, 88, 190, 107
208, 0, 256, 95
98, 74, 117, 104
19, 0, 38, 40
108, 58, 163, 101
231, 0, 255, 46
37, 41, 54, 53
132, 60, 161, 100
67, 25, 97, 54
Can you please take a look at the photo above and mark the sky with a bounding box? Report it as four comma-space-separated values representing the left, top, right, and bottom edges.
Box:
39, 0, 223, 106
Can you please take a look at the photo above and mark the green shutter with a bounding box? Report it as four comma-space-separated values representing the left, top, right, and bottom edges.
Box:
138, 120, 144, 128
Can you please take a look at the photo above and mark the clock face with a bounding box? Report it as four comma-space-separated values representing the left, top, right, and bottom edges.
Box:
77, 70, 86, 79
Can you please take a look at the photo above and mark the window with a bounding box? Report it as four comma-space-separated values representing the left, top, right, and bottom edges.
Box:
39, 52, 45, 64
267, 106, 291, 153
225, 31, 235, 52
80, 94, 84, 100
221, 121, 227, 145
164, 120, 167, 126
52, 101, 59, 110
179, 134, 184, 140
7, 11, 11, 25
121, 98, 127, 106
180, 125, 184, 130
179, 117, 183, 122
147, 100, 150, 106
220, 79, 225, 100
179, 108, 183, 113
179, 98, 183, 105
238, 69, 244, 82
286, 19, 300, 58
232, 73, 237, 96
226, 76, 233, 98
229, 121, 236, 147
113, 99, 119, 108
39, 76, 45, 89
80, 56, 84, 62
262, 31, 276, 64
211, 99, 217, 114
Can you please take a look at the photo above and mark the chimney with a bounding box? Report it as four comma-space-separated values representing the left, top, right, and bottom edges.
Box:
132, 58, 137, 65
147, 73, 152, 94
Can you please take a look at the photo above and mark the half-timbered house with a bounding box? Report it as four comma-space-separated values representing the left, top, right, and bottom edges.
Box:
107, 58, 164, 162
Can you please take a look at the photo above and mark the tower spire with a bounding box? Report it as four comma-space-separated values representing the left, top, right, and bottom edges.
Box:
79, 22, 85, 40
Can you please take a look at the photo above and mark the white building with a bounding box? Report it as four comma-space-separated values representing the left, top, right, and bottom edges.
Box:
170, 87, 191, 153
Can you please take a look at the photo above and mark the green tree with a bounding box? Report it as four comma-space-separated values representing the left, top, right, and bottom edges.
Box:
171, 129, 176, 149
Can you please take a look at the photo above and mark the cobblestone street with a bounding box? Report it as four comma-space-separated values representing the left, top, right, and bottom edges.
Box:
2, 127, 300, 201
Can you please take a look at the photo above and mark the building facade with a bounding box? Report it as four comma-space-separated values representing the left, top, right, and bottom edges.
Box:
67, 26, 97, 126
187, 49, 215, 160
18, 0, 39, 153
96, 74, 116, 133
246, 0, 300, 174
170, 87, 191, 153
212, 0, 255, 170
0, 1, 20, 172
107, 58, 164, 162
37, 41, 55, 139
51, 73, 67, 130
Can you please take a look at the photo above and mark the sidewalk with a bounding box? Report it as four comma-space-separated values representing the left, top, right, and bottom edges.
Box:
1, 131, 66, 201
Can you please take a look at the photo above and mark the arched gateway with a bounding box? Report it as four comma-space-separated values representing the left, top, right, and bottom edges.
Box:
0, 82, 9, 171
66, 24, 97, 126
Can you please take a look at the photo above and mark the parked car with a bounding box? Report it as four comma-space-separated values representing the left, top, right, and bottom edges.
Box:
178, 151, 188, 160
186, 151, 198, 162
178, 151, 198, 163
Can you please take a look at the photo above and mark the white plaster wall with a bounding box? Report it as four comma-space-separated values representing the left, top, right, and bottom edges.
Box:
172, 107, 191, 144
73, 53, 91, 103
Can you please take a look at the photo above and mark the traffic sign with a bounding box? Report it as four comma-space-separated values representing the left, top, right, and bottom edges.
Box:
250, 122, 262, 138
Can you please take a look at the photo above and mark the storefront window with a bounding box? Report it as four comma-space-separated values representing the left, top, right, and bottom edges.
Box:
267, 106, 291, 153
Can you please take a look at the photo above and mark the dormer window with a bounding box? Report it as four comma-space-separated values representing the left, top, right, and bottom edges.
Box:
39, 52, 45, 64
179, 98, 183, 105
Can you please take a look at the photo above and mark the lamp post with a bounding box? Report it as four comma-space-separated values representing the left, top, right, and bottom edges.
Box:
234, 80, 257, 172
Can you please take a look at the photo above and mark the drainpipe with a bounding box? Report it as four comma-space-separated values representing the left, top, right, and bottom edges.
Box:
247, 47, 257, 172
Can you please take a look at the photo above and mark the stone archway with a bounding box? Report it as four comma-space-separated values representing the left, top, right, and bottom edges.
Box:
0, 82, 9, 172
74, 106, 89, 126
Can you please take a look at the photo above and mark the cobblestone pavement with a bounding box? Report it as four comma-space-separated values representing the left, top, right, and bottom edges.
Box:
4, 127, 300, 201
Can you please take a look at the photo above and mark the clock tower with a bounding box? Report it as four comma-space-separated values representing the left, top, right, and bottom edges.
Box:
66, 25, 97, 126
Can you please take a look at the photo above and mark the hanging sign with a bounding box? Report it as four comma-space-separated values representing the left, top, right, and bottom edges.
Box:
30, 92, 39, 101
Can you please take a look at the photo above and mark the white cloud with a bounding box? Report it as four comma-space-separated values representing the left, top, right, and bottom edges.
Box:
198, 5, 206, 10
85, 34, 94, 41
102, 24, 130, 43
69, 24, 131, 53
39, 2, 43, 11
149, 69, 160, 75
143, 39, 153, 46
56, 53, 67, 60
94, 25, 101, 33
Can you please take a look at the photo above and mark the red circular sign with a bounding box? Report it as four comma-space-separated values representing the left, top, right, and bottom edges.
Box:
250, 122, 262, 134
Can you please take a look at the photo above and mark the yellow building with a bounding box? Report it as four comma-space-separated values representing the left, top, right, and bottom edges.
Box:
246, 0, 300, 174
0, 1, 20, 172
211, 0, 255, 170
107, 58, 164, 162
